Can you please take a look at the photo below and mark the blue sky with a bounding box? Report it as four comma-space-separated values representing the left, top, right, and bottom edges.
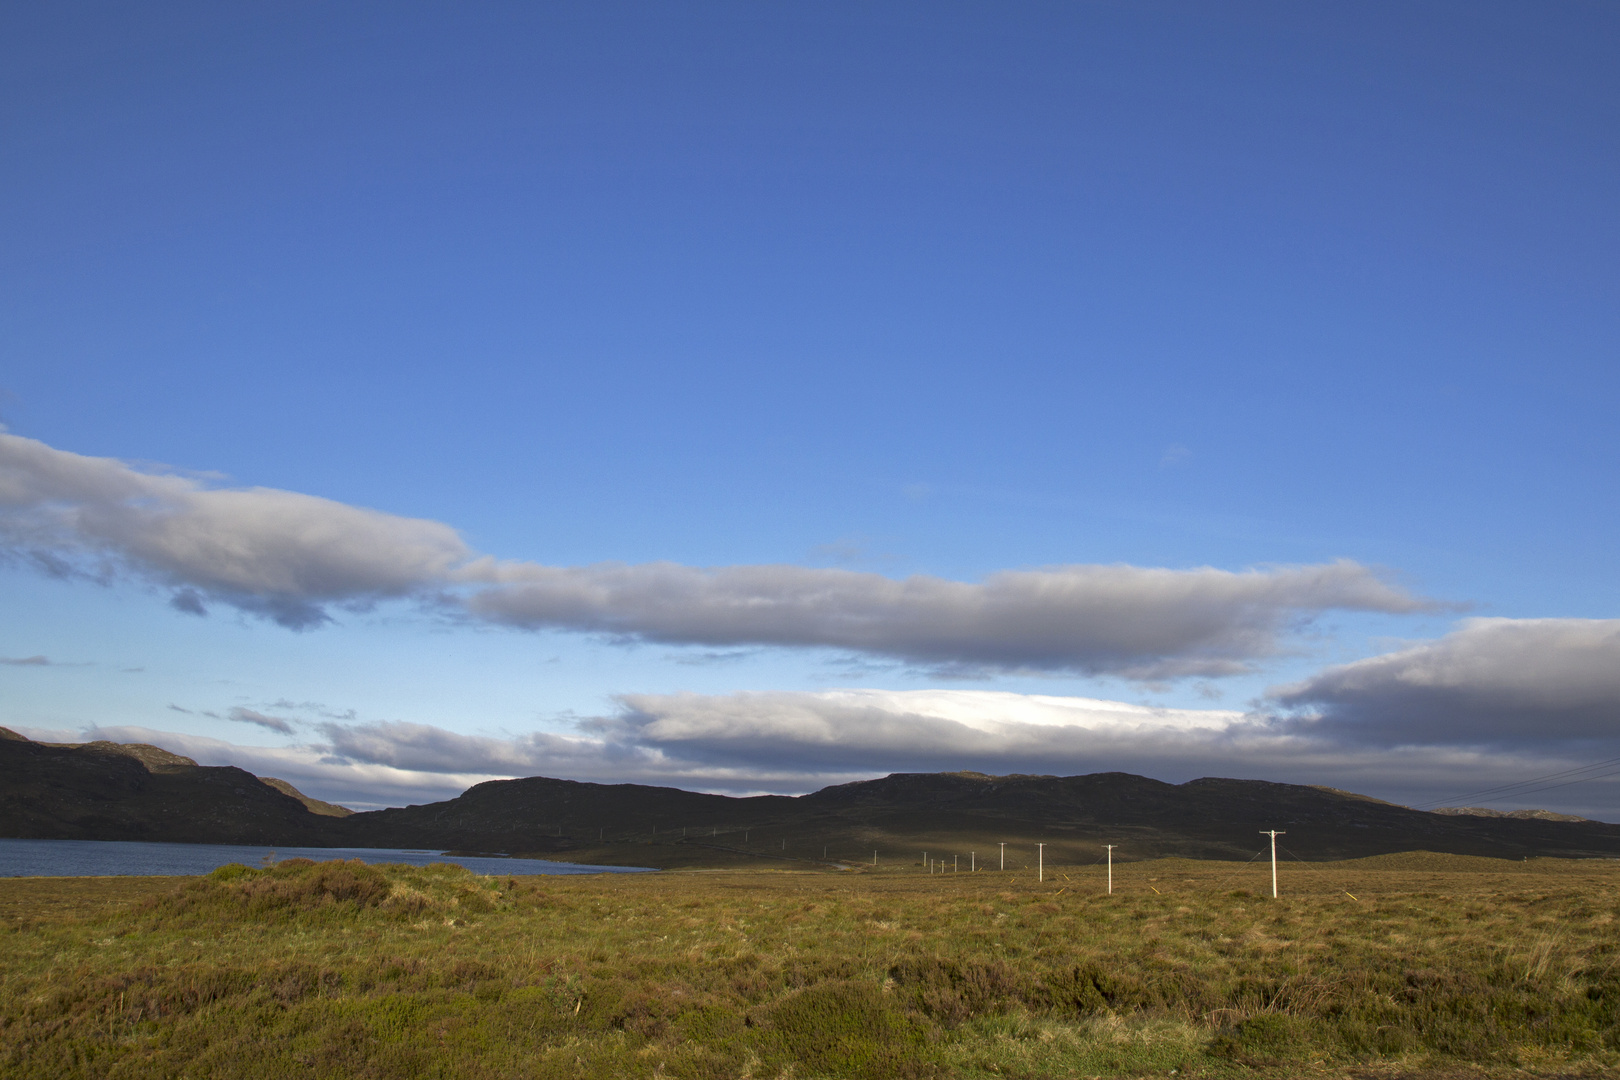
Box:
3, 2, 1618, 814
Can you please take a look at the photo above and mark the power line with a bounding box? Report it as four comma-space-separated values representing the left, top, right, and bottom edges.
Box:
1481, 766, 1620, 803
1414, 755, 1620, 807
1410, 754, 1620, 811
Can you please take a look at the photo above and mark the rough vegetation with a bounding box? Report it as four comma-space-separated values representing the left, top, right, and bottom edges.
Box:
4, 853, 1620, 1078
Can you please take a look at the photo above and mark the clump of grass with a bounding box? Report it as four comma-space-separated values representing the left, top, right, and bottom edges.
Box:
4, 855, 1620, 1078
135, 858, 514, 925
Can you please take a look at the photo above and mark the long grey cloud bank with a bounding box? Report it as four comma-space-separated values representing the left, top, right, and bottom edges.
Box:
1272, 618, 1620, 743
0, 432, 1432, 678
52, 652, 1620, 815
0, 432, 466, 628
460, 559, 1428, 678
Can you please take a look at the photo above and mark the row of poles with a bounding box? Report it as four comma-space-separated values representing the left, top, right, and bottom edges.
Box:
920, 842, 1118, 892
916, 830, 1290, 899
590, 823, 1291, 899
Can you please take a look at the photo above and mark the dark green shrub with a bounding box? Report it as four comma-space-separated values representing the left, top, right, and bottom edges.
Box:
751, 979, 944, 1079
1209, 1013, 1307, 1063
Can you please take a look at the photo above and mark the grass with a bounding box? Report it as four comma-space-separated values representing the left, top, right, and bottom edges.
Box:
3, 852, 1620, 1078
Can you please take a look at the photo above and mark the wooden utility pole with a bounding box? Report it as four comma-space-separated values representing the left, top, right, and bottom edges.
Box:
1260, 830, 1286, 898
1105, 844, 1116, 895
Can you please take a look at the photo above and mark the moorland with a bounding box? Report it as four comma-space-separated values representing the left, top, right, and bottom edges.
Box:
4, 852, 1620, 1079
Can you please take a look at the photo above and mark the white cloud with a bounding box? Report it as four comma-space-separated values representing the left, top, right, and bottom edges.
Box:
598, 686, 1620, 815
59, 722, 869, 810
461, 558, 1431, 678
601, 688, 1247, 771
1269, 618, 1620, 744
35, 665, 1620, 816
0, 432, 468, 628
76, 726, 497, 811
1, 430, 1434, 677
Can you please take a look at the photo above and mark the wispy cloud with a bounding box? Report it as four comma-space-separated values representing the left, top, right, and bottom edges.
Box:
227, 707, 298, 735
1, 431, 1438, 680
0, 654, 50, 666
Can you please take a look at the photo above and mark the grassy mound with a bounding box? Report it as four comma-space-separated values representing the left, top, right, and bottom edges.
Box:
137, 858, 515, 925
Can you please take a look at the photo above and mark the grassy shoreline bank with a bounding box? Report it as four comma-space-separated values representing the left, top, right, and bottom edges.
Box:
4, 853, 1618, 1078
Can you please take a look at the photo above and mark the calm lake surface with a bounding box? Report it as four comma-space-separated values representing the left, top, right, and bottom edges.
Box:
0, 838, 655, 878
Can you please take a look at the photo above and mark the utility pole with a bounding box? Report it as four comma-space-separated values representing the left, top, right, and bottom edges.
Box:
954, 855, 958, 872
1105, 845, 1116, 895
971, 852, 975, 872
873, 850, 877, 866
1000, 842, 1005, 870
1260, 830, 1286, 898
1037, 843, 1045, 883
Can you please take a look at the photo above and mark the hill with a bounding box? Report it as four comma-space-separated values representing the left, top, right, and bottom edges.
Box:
0, 727, 337, 846
415, 768, 1620, 868
6, 729, 1620, 866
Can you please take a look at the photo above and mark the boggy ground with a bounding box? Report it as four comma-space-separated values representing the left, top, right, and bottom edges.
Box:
3, 852, 1619, 1079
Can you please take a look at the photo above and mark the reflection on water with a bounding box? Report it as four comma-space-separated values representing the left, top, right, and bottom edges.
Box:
0, 838, 655, 877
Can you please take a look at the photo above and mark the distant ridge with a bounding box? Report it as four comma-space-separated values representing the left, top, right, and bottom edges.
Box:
4, 729, 1620, 867
256, 777, 355, 818
1433, 806, 1591, 823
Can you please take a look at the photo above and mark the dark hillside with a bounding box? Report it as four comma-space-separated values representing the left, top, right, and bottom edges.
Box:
0, 729, 337, 846
334, 769, 1620, 868
8, 730, 1620, 867
337, 775, 799, 854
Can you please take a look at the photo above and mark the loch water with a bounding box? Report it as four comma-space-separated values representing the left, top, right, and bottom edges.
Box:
0, 838, 655, 877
